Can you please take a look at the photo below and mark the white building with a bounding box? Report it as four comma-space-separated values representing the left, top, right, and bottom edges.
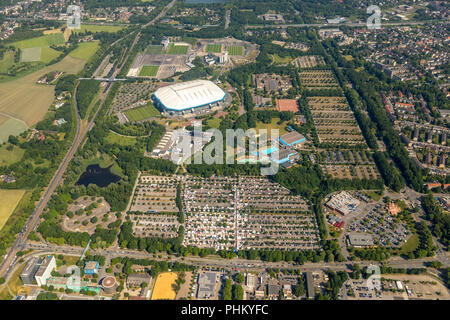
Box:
35, 255, 56, 286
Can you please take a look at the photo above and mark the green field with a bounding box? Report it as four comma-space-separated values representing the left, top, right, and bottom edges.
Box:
0, 144, 25, 166
139, 65, 159, 77
0, 118, 29, 144
72, 24, 125, 34
0, 51, 14, 73
207, 118, 221, 129
124, 104, 160, 121
40, 47, 62, 63
400, 234, 419, 255
145, 45, 164, 54
11, 33, 65, 49
255, 117, 288, 135
105, 131, 137, 146
206, 44, 222, 53
168, 44, 189, 55
270, 54, 293, 65
0, 189, 26, 231
69, 41, 100, 61
227, 45, 243, 56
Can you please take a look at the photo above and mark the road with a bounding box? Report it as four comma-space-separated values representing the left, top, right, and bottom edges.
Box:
245, 19, 450, 29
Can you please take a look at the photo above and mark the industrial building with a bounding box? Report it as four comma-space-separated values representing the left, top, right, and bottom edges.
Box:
152, 80, 227, 116
279, 131, 306, 147
197, 272, 218, 299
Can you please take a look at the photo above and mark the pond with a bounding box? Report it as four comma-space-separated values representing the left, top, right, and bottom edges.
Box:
76, 164, 120, 188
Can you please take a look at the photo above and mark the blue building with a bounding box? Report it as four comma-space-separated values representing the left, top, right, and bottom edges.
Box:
84, 261, 99, 275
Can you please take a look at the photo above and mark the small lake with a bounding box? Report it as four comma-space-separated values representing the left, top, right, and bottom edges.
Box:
76, 164, 120, 188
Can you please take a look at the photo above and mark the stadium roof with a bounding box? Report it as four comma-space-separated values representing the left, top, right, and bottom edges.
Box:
153, 80, 226, 111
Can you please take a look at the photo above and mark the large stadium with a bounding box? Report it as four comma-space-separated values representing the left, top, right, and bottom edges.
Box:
152, 80, 229, 116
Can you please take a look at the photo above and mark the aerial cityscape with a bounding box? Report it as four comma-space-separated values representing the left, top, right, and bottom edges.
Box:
0, 0, 448, 308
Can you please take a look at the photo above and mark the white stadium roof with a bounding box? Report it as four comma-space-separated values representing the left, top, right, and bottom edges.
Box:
153, 80, 226, 111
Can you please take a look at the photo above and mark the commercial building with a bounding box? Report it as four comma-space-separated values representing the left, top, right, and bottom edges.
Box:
197, 272, 218, 299
347, 233, 375, 247
153, 80, 227, 116
305, 272, 315, 299
326, 192, 361, 216
271, 148, 299, 164
20, 257, 41, 285
84, 261, 99, 275
34, 255, 56, 286
279, 131, 306, 147
102, 276, 118, 294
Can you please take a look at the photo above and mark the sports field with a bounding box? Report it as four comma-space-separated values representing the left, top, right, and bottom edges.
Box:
105, 131, 137, 146
151, 272, 177, 300
227, 45, 243, 56
168, 44, 189, 55
206, 44, 222, 53
124, 104, 160, 121
139, 65, 159, 77
145, 45, 164, 54
0, 189, 26, 231
69, 41, 100, 61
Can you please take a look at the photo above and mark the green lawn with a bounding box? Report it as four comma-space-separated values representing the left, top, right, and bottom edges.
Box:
0, 144, 25, 166
207, 118, 221, 129
105, 131, 137, 146
72, 24, 125, 34
255, 118, 288, 135
0, 51, 14, 73
167, 44, 188, 55
227, 45, 243, 56
145, 45, 164, 54
139, 65, 159, 77
124, 104, 160, 122
11, 33, 65, 49
69, 41, 100, 61
206, 44, 222, 53
270, 54, 293, 65
400, 234, 419, 255
0, 118, 29, 144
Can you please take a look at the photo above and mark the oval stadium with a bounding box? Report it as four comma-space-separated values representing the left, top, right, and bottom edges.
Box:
152, 79, 229, 116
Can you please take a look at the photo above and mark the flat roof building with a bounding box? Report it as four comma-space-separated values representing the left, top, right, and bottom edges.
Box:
305, 272, 315, 299
34, 255, 56, 287
197, 272, 217, 299
20, 257, 40, 285
347, 233, 375, 247
279, 131, 306, 147
326, 192, 361, 216
84, 261, 99, 275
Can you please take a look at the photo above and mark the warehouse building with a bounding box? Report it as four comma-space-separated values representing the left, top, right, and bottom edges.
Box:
152, 80, 228, 116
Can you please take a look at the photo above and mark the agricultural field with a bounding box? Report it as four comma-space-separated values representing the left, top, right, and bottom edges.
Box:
0, 51, 15, 73
151, 272, 178, 300
11, 33, 65, 49
124, 104, 160, 122
145, 45, 164, 54
0, 189, 26, 231
299, 70, 339, 89
0, 54, 89, 142
105, 131, 137, 146
227, 45, 243, 56
69, 41, 100, 61
139, 65, 159, 77
206, 44, 222, 53
167, 44, 189, 55
0, 143, 25, 166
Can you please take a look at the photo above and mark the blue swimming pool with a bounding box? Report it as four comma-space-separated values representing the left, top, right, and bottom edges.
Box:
261, 147, 278, 155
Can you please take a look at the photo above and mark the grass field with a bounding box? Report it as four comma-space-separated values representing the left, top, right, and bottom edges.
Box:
11, 33, 65, 49
72, 24, 125, 34
151, 272, 178, 300
168, 44, 189, 55
0, 118, 29, 144
207, 118, 221, 129
145, 45, 164, 54
227, 45, 243, 56
105, 131, 137, 146
400, 234, 419, 255
0, 144, 25, 165
255, 118, 288, 135
0, 189, 26, 231
206, 44, 222, 53
270, 54, 293, 65
139, 65, 159, 77
124, 104, 160, 121
69, 41, 100, 61
0, 51, 14, 73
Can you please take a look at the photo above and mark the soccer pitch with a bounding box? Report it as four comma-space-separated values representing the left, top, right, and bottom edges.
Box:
227, 45, 244, 56
167, 44, 189, 55
206, 44, 222, 53
139, 65, 159, 77
124, 104, 160, 121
